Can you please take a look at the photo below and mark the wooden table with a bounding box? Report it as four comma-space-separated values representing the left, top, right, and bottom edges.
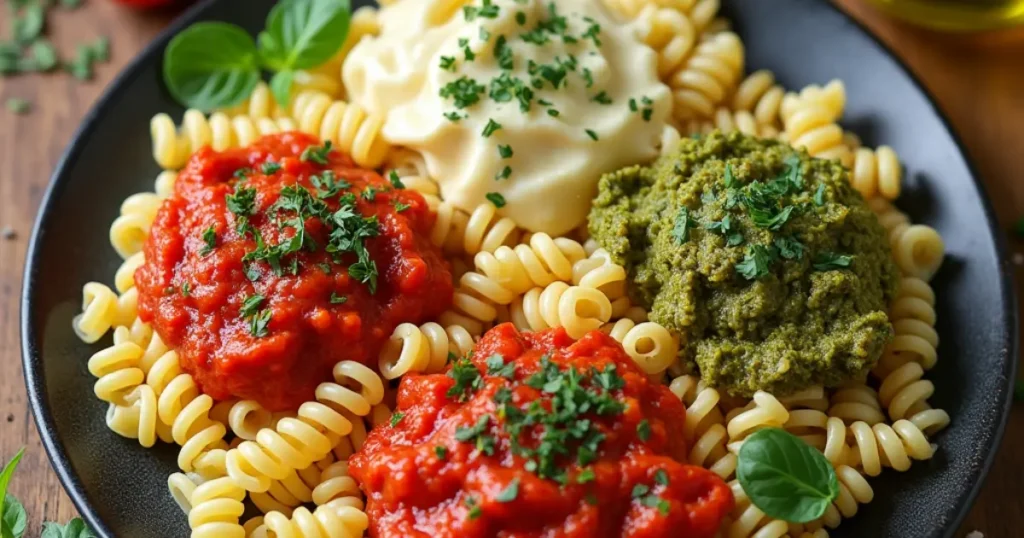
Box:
0, 0, 1021, 535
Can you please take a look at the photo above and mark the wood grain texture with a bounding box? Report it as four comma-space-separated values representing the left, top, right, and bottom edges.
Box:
0, 0, 1020, 536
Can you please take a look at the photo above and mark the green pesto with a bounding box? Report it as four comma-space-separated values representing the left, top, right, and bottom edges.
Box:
588, 132, 899, 397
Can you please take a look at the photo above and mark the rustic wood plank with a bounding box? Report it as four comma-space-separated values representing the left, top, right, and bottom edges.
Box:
0, 0, 1021, 536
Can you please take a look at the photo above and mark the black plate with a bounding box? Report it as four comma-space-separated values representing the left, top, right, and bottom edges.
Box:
20, 0, 1019, 536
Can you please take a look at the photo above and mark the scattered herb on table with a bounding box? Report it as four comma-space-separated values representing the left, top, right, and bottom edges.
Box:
2, 447, 97, 538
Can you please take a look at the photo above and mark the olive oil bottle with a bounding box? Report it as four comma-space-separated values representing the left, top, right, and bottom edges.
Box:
867, 0, 1024, 30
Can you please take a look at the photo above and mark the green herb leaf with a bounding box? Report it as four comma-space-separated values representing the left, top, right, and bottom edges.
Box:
494, 166, 512, 181
259, 0, 351, 71
636, 419, 651, 441
163, 22, 261, 111
813, 184, 826, 206
269, 69, 294, 107
736, 244, 778, 280
240, 294, 265, 318
434, 446, 448, 459
485, 192, 506, 208
498, 144, 513, 159
29, 40, 58, 72
181, 282, 191, 297
250, 308, 272, 337
496, 478, 520, 502
723, 164, 736, 188
200, 227, 217, 257
5, 99, 30, 115
90, 37, 110, 63
390, 412, 405, 427
737, 428, 839, 523
774, 236, 805, 261
585, 129, 599, 141
60, 0, 85, 8
631, 484, 650, 498
812, 252, 853, 271
388, 170, 405, 189
672, 207, 694, 245
577, 468, 595, 484
654, 469, 669, 486
300, 141, 332, 165
40, 519, 94, 538
482, 118, 502, 137
2, 495, 26, 538
14, 5, 44, 44
329, 292, 347, 304
0, 448, 25, 522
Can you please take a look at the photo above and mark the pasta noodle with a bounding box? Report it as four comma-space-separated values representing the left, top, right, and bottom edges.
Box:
780, 87, 853, 167
248, 505, 368, 538
226, 361, 384, 494
604, 319, 679, 375
731, 69, 786, 130
850, 146, 902, 201
684, 107, 778, 139
185, 476, 247, 538
150, 110, 299, 170
377, 322, 475, 380
725, 391, 789, 442
288, 90, 390, 168
869, 200, 945, 281
506, 282, 614, 340
669, 376, 737, 480
668, 31, 745, 121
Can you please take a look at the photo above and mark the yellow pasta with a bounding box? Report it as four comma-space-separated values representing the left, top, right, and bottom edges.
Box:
731, 69, 786, 130
150, 110, 299, 170
73, 282, 119, 343
378, 322, 475, 379
684, 107, 778, 139
185, 476, 247, 538
288, 90, 389, 168
780, 87, 852, 166
828, 382, 886, 426
669, 375, 737, 480
725, 391, 789, 442
158, 372, 230, 472
226, 360, 384, 494
506, 282, 614, 340
604, 319, 679, 375
248, 504, 368, 538
850, 145, 902, 201
668, 31, 745, 121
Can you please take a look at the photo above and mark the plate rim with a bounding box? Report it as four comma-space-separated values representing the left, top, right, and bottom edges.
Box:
18, 1, 1019, 537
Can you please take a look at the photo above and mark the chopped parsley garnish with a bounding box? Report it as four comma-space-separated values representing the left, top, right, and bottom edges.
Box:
226, 185, 257, 217
443, 111, 466, 122
485, 353, 515, 378
318, 262, 332, 274
672, 207, 695, 244
479, 26, 491, 41
582, 67, 594, 88
546, 108, 560, 117
465, 496, 483, 520
233, 168, 251, 180
642, 108, 653, 122
636, 419, 651, 441
300, 141, 332, 165
181, 282, 191, 297
585, 129, 599, 141
632, 484, 650, 498
482, 118, 503, 137
240, 294, 265, 318
311, 171, 350, 199
485, 192, 507, 208
814, 183, 826, 206
439, 76, 486, 109
463, 45, 476, 61
774, 236, 805, 260
592, 91, 612, 105
199, 226, 217, 256
439, 55, 456, 72
393, 200, 411, 212
249, 308, 272, 337
813, 252, 854, 271
515, 11, 527, 25
654, 469, 670, 486
495, 166, 512, 181
577, 468, 596, 484
435, 446, 448, 459
388, 170, 405, 189
723, 164, 737, 188
329, 292, 347, 304
447, 358, 483, 401
736, 244, 779, 280
261, 161, 282, 175
463, 0, 499, 21
629, 98, 638, 112
498, 144, 514, 159
455, 415, 494, 455
361, 186, 378, 201
494, 35, 514, 70
390, 412, 405, 427
496, 478, 520, 503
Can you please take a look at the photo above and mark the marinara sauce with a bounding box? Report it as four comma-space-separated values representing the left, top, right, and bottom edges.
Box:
135, 132, 452, 411
350, 324, 734, 538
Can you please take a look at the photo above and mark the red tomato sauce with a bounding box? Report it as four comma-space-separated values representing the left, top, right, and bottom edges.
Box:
350, 324, 734, 538
135, 132, 453, 411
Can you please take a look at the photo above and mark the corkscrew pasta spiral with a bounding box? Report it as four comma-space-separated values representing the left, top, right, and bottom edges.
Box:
73, 282, 119, 343
506, 281, 614, 339
869, 200, 945, 280
288, 90, 389, 168
377, 322, 475, 379
603, 319, 679, 375
634, 5, 697, 78
850, 145, 901, 201
249, 505, 369, 538
828, 382, 886, 426
731, 69, 786, 131
185, 476, 247, 538
158, 372, 230, 472
150, 110, 299, 170
668, 31, 744, 121
110, 191, 161, 259
684, 107, 777, 139
669, 376, 737, 480
781, 93, 852, 167
725, 391, 789, 441
847, 420, 933, 477
226, 360, 384, 493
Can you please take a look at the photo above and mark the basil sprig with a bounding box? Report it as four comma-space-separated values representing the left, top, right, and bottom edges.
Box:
163, 0, 351, 111
737, 428, 839, 523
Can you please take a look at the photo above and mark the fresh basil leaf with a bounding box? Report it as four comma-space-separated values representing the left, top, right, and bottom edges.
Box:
14, 5, 45, 43
259, 0, 351, 71
737, 428, 839, 523
163, 22, 261, 111
812, 252, 853, 271
2, 518, 13, 538
269, 69, 294, 108
0, 448, 25, 515
2, 495, 25, 538
41, 519, 94, 538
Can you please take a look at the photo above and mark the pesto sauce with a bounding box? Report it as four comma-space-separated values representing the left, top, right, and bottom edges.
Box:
588, 132, 899, 397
